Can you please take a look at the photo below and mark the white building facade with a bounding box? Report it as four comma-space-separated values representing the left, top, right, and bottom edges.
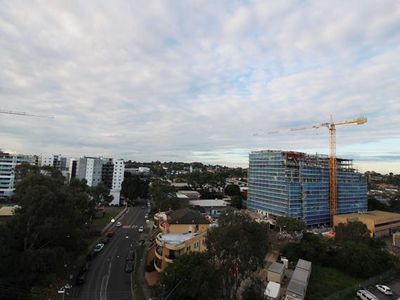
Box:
0, 151, 35, 201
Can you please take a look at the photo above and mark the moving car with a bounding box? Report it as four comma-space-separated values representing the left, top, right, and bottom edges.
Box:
376, 285, 392, 295
94, 243, 104, 252
126, 249, 135, 261
124, 260, 134, 273
138, 226, 144, 233
76, 272, 86, 284
115, 221, 122, 227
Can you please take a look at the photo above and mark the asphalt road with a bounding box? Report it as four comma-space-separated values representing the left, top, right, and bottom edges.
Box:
67, 205, 147, 300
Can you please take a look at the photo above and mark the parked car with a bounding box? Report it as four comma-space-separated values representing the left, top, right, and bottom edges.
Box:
138, 226, 144, 233
101, 237, 110, 244
106, 229, 115, 237
356, 289, 378, 300
115, 221, 122, 227
76, 272, 86, 285
126, 249, 135, 261
141, 205, 145, 209
144, 214, 148, 219
94, 243, 104, 252
376, 285, 392, 295
125, 260, 134, 273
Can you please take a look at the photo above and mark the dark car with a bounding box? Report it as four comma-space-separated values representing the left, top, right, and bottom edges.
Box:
126, 250, 135, 261
101, 237, 110, 244
81, 262, 90, 272
106, 229, 115, 237
124, 260, 134, 273
76, 272, 86, 284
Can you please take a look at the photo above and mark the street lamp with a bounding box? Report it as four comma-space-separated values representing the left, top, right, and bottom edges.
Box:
58, 288, 65, 300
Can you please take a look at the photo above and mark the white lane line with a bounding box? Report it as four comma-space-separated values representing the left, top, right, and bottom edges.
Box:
99, 256, 113, 300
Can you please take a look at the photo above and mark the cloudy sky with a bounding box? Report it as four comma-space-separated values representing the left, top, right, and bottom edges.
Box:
0, 1, 399, 173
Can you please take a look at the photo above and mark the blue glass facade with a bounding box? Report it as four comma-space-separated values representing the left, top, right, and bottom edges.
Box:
248, 150, 367, 226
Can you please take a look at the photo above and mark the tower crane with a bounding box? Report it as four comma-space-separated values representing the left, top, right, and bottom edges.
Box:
0, 109, 53, 118
255, 116, 367, 225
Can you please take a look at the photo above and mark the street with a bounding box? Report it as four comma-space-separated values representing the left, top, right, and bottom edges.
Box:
67, 205, 147, 300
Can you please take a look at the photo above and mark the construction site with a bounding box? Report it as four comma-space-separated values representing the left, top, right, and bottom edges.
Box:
248, 150, 367, 225
249, 117, 368, 226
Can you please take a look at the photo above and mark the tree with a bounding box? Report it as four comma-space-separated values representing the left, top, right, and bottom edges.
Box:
157, 253, 222, 300
0, 165, 92, 298
121, 174, 149, 201
206, 210, 269, 298
149, 180, 180, 211
90, 182, 113, 205
335, 221, 370, 244
230, 195, 243, 209
225, 184, 241, 197
236, 276, 265, 300
276, 216, 306, 233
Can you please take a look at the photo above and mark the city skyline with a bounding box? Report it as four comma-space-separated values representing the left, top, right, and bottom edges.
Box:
1, 1, 399, 174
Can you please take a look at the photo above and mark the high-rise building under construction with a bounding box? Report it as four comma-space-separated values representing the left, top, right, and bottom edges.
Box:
248, 150, 367, 225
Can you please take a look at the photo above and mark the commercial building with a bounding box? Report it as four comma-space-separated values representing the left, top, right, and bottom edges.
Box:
334, 210, 400, 238
149, 208, 212, 273
189, 199, 229, 218
0, 151, 35, 201
248, 150, 367, 225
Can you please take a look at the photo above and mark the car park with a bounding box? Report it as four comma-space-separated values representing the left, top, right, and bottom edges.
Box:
94, 243, 104, 252
138, 226, 144, 233
124, 260, 134, 273
376, 285, 392, 295
115, 221, 122, 227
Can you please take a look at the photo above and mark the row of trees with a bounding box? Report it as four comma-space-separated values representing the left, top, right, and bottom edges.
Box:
149, 180, 180, 211
282, 221, 397, 278
157, 210, 269, 300
0, 165, 109, 299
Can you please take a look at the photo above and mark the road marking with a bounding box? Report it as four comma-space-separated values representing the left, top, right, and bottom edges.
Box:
99, 256, 113, 300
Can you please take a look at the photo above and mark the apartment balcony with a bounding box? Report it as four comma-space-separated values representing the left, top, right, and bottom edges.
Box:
165, 251, 180, 263
154, 257, 162, 273
155, 246, 163, 259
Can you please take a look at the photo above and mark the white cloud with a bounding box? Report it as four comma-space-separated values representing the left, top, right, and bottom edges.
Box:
0, 0, 399, 172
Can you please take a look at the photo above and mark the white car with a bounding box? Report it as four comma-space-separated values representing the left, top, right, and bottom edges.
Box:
138, 226, 144, 233
94, 243, 104, 252
115, 221, 122, 227
376, 285, 392, 295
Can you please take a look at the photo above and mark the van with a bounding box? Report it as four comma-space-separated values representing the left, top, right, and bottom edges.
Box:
356, 289, 378, 300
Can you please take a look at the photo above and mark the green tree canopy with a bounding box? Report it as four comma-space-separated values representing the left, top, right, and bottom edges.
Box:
335, 221, 370, 244
157, 253, 222, 300
230, 195, 243, 209
225, 184, 241, 197
149, 180, 180, 211
206, 210, 269, 298
121, 173, 149, 201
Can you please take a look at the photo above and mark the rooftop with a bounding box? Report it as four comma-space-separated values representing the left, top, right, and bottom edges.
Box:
157, 232, 198, 246
189, 199, 229, 207
0, 205, 19, 217
167, 208, 211, 225
264, 281, 280, 297
296, 259, 312, 271
335, 210, 400, 224
268, 262, 285, 274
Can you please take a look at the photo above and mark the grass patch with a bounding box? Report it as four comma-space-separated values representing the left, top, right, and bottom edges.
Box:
91, 206, 124, 227
306, 265, 363, 300
133, 245, 146, 300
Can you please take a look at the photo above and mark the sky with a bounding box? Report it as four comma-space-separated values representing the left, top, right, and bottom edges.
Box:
0, 1, 399, 174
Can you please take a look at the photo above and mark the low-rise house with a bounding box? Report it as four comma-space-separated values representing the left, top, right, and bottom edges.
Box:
267, 262, 285, 283
148, 208, 212, 273
285, 259, 312, 300
189, 199, 229, 218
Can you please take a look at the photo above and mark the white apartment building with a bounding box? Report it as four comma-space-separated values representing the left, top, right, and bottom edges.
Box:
0, 151, 35, 200
110, 159, 125, 205
76, 157, 104, 187
38, 154, 67, 170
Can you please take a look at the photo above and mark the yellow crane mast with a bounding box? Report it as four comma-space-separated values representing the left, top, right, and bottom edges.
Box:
254, 116, 367, 225
308, 117, 367, 225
